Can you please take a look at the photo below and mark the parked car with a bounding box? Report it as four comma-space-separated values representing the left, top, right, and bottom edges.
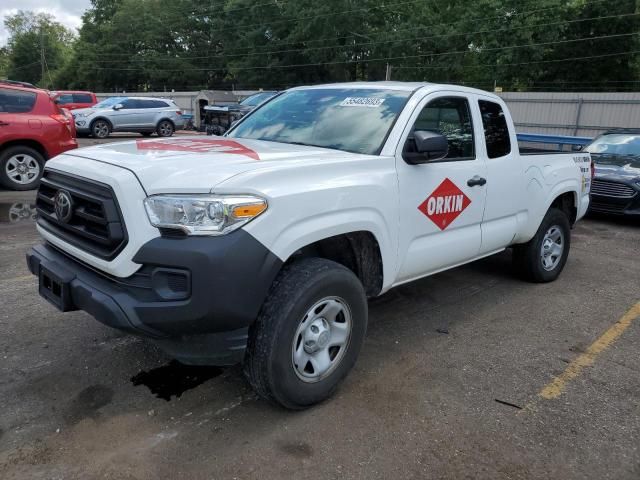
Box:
237, 91, 278, 113
72, 96, 185, 138
26, 82, 592, 408
0, 84, 77, 190
203, 91, 278, 135
51, 90, 97, 110
583, 129, 640, 217
0, 79, 38, 89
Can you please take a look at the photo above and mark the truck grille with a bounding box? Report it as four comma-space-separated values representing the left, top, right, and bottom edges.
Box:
591, 179, 637, 199
36, 171, 127, 260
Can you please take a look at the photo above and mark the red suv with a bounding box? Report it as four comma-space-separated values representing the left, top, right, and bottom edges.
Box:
51, 90, 97, 110
0, 85, 78, 190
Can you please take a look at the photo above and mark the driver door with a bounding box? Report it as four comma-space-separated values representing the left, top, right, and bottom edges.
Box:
395, 93, 488, 283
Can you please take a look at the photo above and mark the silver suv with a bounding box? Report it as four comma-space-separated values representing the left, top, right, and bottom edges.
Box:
72, 96, 185, 138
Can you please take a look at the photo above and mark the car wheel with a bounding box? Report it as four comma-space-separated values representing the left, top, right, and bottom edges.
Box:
91, 119, 111, 139
0, 146, 45, 191
244, 258, 368, 409
512, 207, 571, 283
156, 120, 174, 137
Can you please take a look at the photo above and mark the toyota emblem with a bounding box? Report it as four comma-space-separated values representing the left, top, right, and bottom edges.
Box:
54, 190, 73, 223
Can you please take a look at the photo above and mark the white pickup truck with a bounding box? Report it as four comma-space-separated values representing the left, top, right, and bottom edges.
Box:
27, 82, 592, 408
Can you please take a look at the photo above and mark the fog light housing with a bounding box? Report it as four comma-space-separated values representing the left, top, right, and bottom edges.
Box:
151, 268, 191, 301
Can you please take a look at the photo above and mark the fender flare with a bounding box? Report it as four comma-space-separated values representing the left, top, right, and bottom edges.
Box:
251, 208, 395, 291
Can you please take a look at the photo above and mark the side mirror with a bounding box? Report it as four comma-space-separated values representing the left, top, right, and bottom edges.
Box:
113, 104, 123, 110
404, 130, 449, 164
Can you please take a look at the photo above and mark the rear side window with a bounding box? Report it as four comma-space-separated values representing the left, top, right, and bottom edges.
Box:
146, 100, 170, 108
73, 93, 93, 103
0, 88, 37, 113
479, 100, 511, 158
56, 94, 74, 104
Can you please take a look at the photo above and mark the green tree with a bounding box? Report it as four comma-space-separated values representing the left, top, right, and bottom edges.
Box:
4, 11, 75, 88
53, 0, 640, 92
0, 46, 9, 79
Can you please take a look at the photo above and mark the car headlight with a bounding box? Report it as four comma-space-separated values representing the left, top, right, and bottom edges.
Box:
73, 112, 87, 118
144, 195, 267, 236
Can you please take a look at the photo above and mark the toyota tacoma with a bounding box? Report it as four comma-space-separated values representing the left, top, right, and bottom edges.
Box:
26, 82, 592, 408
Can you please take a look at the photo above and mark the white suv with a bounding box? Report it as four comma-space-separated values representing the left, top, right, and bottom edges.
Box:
72, 96, 185, 138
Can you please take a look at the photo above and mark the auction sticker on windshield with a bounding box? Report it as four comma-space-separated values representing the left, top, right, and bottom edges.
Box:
340, 97, 386, 108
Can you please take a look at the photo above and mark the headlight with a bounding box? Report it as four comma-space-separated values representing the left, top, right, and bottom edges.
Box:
144, 195, 267, 236
74, 112, 87, 118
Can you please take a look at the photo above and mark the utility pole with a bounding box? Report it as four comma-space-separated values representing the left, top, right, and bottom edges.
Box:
385, 63, 392, 81
40, 28, 45, 86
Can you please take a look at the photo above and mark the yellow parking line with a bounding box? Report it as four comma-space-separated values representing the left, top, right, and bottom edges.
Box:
538, 301, 640, 400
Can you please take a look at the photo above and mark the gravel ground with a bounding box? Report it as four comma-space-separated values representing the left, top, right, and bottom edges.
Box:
0, 146, 638, 479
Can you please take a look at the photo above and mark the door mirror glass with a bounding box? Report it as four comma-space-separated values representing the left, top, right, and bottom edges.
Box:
113, 104, 123, 110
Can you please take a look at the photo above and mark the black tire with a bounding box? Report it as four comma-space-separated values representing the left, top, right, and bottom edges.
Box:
244, 258, 368, 409
0, 146, 45, 191
156, 120, 174, 137
512, 208, 571, 283
91, 119, 111, 139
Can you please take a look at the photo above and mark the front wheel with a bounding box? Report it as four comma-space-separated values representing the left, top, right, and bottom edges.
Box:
91, 119, 111, 139
512, 207, 571, 283
244, 258, 368, 409
0, 146, 44, 190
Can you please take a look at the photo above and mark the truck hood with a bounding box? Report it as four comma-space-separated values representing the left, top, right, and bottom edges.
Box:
57, 136, 360, 194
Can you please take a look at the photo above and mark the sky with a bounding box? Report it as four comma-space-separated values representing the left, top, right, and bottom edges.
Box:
0, 0, 90, 46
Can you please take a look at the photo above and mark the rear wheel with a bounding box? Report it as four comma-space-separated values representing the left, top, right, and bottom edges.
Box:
512, 208, 571, 282
244, 258, 367, 409
91, 119, 111, 139
156, 120, 174, 137
0, 146, 44, 190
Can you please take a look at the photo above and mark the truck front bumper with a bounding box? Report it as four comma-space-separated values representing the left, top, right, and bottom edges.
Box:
26, 231, 283, 365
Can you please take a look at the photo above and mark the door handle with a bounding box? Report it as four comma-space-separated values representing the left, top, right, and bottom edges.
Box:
467, 176, 487, 187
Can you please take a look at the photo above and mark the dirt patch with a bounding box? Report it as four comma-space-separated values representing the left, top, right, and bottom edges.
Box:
64, 385, 114, 424
279, 441, 314, 459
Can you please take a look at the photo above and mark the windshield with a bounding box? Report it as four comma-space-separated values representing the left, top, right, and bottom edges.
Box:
240, 92, 276, 107
228, 88, 412, 155
585, 134, 640, 156
94, 97, 127, 108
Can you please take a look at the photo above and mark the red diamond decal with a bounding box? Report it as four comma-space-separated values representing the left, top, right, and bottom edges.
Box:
417, 178, 471, 230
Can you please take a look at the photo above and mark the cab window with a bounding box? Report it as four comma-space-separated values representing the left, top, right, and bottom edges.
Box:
408, 97, 475, 161
479, 100, 511, 158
